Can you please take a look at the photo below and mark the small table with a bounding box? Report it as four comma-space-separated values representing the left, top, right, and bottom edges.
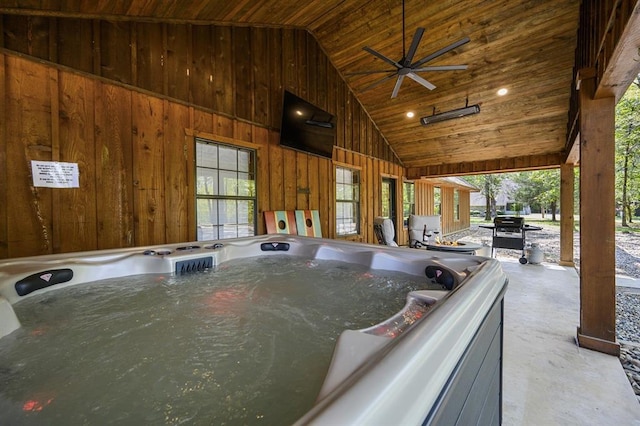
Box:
425, 241, 483, 255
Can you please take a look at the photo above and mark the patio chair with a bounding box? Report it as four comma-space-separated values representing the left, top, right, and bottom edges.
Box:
408, 214, 441, 248
373, 217, 398, 246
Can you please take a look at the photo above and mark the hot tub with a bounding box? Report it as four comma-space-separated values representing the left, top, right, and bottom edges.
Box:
0, 235, 507, 425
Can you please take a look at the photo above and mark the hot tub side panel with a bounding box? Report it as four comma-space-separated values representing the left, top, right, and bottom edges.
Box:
424, 296, 504, 425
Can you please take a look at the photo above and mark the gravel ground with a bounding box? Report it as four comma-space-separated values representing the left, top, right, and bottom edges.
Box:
449, 221, 640, 402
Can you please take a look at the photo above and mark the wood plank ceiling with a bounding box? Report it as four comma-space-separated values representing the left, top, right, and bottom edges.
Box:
0, 0, 581, 174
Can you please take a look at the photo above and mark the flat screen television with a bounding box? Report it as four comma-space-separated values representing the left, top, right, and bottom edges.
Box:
279, 90, 335, 159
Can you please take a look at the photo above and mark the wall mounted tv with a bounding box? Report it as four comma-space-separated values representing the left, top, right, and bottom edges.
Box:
279, 90, 336, 159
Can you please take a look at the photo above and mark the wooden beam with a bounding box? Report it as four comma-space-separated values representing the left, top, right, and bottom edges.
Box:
595, 0, 640, 102
564, 131, 580, 164
577, 70, 619, 356
406, 152, 563, 178
559, 163, 575, 266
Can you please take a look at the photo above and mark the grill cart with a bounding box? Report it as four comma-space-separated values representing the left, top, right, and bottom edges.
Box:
481, 216, 542, 264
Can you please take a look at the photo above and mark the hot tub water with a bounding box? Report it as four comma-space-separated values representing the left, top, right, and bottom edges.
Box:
0, 255, 440, 425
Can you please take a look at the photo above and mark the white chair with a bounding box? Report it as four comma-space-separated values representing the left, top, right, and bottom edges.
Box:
373, 217, 398, 247
408, 214, 441, 248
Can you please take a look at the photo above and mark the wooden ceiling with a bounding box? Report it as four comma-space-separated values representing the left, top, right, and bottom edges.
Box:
0, 0, 581, 174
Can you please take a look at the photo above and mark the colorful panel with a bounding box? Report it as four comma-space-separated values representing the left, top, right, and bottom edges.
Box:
295, 210, 322, 237
264, 211, 298, 235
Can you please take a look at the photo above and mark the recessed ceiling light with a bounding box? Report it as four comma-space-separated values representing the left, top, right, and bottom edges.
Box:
406, 111, 415, 118
497, 88, 508, 96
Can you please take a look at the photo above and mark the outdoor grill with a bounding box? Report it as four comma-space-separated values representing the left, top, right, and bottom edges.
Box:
491, 216, 529, 263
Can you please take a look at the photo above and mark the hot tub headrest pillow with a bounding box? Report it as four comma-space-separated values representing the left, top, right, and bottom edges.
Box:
15, 269, 74, 296
425, 265, 456, 290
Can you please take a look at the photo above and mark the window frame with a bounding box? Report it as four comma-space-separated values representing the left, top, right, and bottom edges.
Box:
402, 181, 415, 228
195, 137, 257, 241
335, 165, 361, 236
454, 189, 460, 222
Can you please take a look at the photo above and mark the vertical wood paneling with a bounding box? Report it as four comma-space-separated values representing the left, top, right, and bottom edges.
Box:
282, 29, 296, 92
334, 79, 345, 149
233, 26, 253, 121
3, 16, 49, 60
306, 32, 318, 105
193, 108, 214, 134
0, 51, 6, 258
254, 126, 270, 235
252, 27, 270, 126
283, 148, 297, 210
1, 16, 403, 165
307, 155, 319, 211
136, 22, 164, 94
0, 16, 415, 256
214, 26, 234, 115
316, 44, 328, 110
95, 83, 134, 249
213, 113, 234, 138
320, 154, 332, 237
57, 18, 94, 73
268, 27, 283, 130
166, 23, 190, 101
365, 156, 374, 242
268, 130, 284, 211
132, 93, 166, 245
5, 56, 53, 257
234, 121, 253, 143
99, 21, 132, 84
57, 72, 98, 252
295, 31, 308, 98
296, 151, 308, 209
164, 101, 190, 243
191, 25, 215, 110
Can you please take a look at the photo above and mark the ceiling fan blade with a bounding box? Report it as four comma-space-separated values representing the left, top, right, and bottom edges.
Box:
411, 36, 470, 69
363, 46, 402, 69
412, 65, 468, 72
407, 72, 436, 90
403, 27, 425, 66
360, 73, 399, 93
391, 75, 406, 98
345, 70, 397, 75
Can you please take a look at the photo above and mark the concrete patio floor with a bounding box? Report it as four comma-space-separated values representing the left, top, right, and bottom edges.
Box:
500, 257, 640, 425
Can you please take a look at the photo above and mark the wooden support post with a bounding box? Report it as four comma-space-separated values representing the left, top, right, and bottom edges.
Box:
559, 163, 575, 266
577, 69, 619, 356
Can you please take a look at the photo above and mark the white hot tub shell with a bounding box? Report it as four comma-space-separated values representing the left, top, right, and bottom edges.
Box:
0, 235, 508, 425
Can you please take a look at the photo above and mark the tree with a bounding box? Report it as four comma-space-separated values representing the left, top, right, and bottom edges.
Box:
465, 174, 504, 220
513, 169, 561, 221
615, 77, 640, 226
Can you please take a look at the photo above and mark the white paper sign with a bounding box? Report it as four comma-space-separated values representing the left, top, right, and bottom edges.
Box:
31, 161, 80, 188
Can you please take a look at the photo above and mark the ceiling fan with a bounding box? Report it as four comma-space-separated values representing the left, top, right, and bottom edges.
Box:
350, 0, 470, 98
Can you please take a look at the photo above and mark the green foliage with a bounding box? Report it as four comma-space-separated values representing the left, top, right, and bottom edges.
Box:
512, 169, 560, 215
615, 79, 640, 225
465, 174, 504, 219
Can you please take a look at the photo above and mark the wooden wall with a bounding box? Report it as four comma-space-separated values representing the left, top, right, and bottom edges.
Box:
0, 52, 414, 258
414, 181, 471, 236
0, 15, 400, 164
0, 16, 472, 258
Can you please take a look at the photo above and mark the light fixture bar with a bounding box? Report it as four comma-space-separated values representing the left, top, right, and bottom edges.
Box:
420, 104, 480, 125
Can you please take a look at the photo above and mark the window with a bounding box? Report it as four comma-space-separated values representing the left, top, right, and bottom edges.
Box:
454, 189, 460, 221
403, 182, 415, 227
434, 187, 441, 215
195, 138, 256, 240
336, 166, 360, 235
